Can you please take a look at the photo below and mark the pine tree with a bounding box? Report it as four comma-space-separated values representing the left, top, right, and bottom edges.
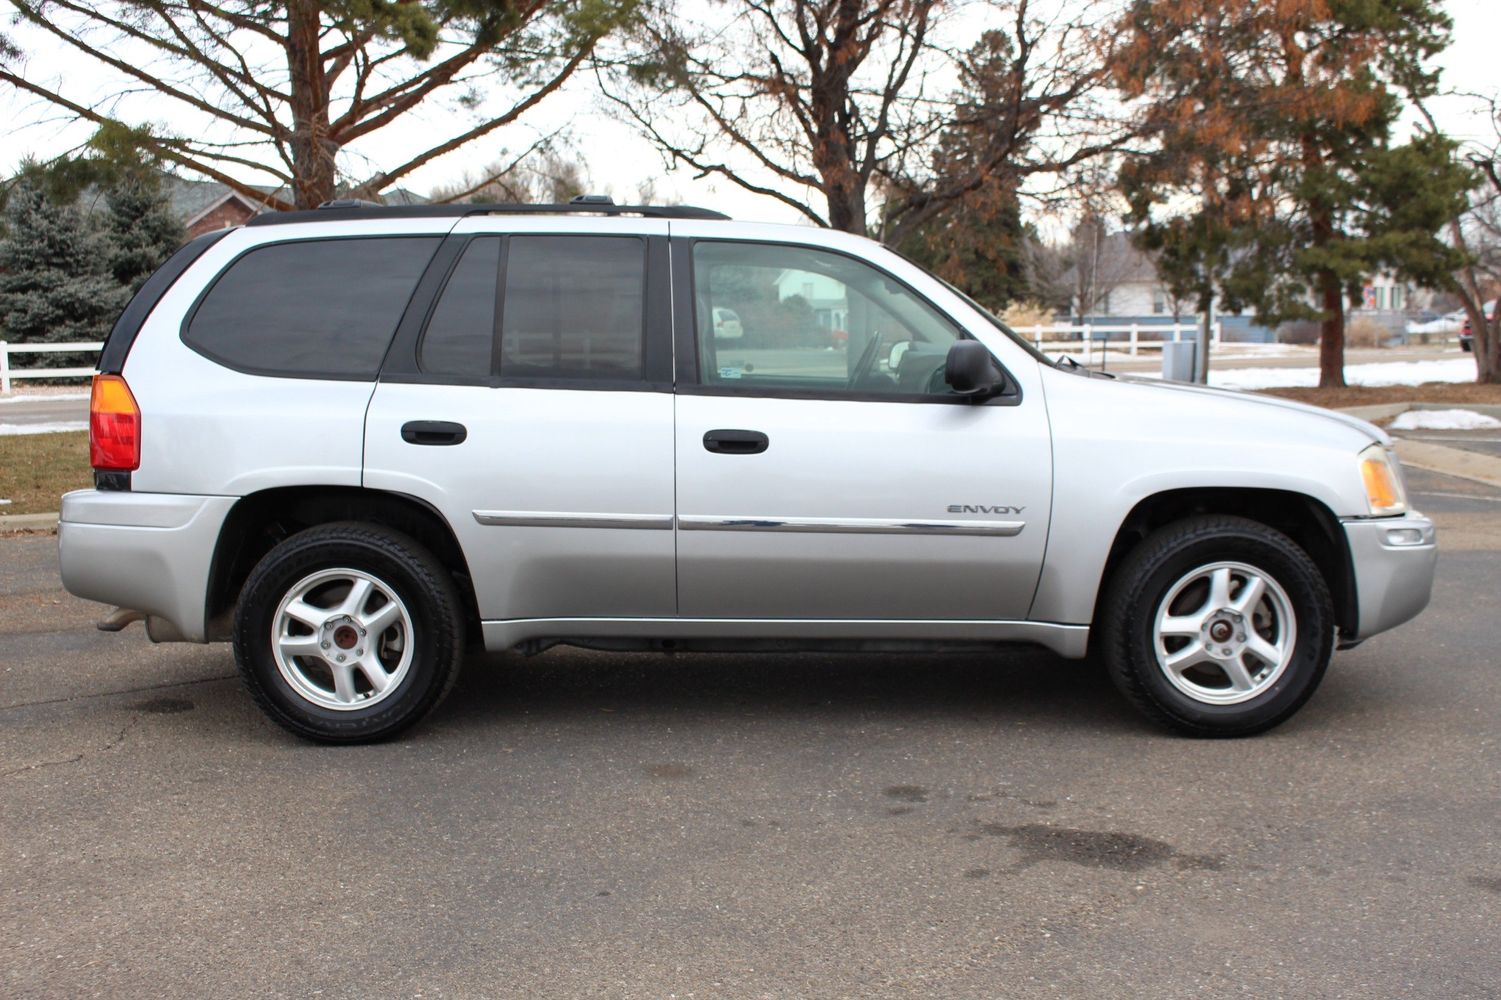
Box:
1115, 0, 1471, 387
106, 178, 185, 292
0, 177, 129, 358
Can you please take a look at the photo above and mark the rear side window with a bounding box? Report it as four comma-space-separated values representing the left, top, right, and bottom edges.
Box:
185, 237, 439, 378
419, 237, 501, 377
499, 236, 645, 380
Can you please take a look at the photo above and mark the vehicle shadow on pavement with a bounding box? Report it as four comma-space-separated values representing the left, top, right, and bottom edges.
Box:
425, 647, 1143, 735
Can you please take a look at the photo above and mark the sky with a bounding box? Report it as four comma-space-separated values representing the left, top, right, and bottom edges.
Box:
2, 0, 1498, 227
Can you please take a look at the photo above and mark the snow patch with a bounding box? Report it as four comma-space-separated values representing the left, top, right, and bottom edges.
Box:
0, 421, 88, 435
0, 392, 90, 404
1389, 409, 1501, 431
1137, 357, 1481, 390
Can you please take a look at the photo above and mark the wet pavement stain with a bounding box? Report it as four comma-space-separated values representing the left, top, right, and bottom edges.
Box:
131, 697, 194, 715
980, 823, 1225, 873
1467, 875, 1501, 894
883, 785, 929, 803
644, 763, 694, 780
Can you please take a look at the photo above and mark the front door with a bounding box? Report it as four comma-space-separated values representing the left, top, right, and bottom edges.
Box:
672, 238, 1052, 622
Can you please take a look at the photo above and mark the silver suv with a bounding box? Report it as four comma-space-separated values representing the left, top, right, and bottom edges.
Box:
60, 200, 1436, 742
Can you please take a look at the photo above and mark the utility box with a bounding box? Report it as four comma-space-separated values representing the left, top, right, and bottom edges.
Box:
1162, 341, 1197, 382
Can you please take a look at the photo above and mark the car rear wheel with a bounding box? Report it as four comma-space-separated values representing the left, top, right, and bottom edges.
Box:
1101, 515, 1334, 737
232, 522, 463, 743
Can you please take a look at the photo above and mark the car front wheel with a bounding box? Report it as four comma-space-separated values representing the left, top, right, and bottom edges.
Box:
1100, 515, 1335, 737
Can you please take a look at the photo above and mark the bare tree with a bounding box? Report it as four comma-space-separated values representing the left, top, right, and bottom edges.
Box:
602, 0, 1129, 240
430, 146, 591, 204
2, 1, 637, 209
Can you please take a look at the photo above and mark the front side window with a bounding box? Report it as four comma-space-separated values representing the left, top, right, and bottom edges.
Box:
185, 236, 439, 378
691, 241, 963, 397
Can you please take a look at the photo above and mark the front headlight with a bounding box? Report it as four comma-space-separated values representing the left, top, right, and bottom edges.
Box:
1359, 443, 1408, 516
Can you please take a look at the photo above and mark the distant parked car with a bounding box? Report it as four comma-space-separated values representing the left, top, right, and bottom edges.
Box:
1459, 301, 1496, 353
1406, 310, 1463, 338
712, 307, 743, 340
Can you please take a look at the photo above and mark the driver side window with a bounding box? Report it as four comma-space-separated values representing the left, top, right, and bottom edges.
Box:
692, 241, 963, 398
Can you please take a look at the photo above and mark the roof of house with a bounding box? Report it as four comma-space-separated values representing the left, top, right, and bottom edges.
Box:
1057, 231, 1161, 287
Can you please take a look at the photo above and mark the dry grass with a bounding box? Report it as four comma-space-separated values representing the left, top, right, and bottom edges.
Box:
0, 432, 90, 516
1257, 382, 1501, 409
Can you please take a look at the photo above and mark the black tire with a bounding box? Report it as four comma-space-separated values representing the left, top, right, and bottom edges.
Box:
232, 522, 464, 743
1100, 515, 1334, 738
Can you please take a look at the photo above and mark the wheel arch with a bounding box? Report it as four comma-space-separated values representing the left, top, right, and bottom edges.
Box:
204, 486, 480, 642
1090, 487, 1356, 641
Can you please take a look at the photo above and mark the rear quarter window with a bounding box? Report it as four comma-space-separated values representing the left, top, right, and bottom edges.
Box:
184, 236, 440, 379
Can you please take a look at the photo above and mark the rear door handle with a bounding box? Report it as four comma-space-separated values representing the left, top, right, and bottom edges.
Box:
703, 429, 769, 455
401, 420, 467, 446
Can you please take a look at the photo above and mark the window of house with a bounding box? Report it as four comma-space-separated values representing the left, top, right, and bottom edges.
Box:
185, 237, 440, 378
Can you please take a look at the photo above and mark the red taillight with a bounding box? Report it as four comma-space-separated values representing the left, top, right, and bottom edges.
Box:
90, 374, 141, 471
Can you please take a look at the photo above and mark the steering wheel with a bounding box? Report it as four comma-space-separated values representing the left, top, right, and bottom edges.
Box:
849, 330, 884, 388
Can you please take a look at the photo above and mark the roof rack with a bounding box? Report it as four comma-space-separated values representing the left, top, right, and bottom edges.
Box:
245, 193, 729, 227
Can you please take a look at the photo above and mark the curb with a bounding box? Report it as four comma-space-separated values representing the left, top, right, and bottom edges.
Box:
1391, 440, 1501, 490
0, 512, 59, 532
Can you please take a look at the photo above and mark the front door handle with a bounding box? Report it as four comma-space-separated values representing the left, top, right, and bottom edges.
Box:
401, 420, 468, 446
703, 429, 769, 455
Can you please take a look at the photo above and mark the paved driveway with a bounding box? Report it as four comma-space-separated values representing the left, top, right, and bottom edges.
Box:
3, 469, 1498, 998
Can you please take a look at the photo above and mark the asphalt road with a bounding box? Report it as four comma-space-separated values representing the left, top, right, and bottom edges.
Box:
3, 468, 1499, 998
0, 392, 89, 428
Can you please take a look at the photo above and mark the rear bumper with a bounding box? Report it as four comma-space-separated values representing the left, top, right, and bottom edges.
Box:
57, 490, 235, 643
1341, 512, 1437, 641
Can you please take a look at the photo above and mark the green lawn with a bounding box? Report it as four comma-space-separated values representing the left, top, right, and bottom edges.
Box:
0, 431, 91, 516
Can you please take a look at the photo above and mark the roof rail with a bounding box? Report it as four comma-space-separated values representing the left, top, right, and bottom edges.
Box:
246, 196, 730, 227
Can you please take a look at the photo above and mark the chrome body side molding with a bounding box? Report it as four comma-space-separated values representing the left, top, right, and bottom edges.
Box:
675, 515, 1025, 537
472, 510, 674, 530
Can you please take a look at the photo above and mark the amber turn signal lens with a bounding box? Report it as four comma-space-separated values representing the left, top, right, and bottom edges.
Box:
1359, 446, 1404, 516
90, 374, 141, 471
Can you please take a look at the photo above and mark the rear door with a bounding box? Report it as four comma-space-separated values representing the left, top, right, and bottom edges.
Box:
670, 233, 1053, 622
364, 218, 676, 624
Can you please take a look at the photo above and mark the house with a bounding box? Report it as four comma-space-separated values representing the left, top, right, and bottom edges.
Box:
160, 175, 430, 237
773, 268, 848, 332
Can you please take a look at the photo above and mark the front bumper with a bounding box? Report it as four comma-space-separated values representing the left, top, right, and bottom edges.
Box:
58, 490, 235, 643
1341, 512, 1437, 641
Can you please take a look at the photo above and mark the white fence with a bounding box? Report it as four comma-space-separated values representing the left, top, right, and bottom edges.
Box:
1020, 322, 1222, 359
0, 324, 1224, 393
0, 340, 103, 394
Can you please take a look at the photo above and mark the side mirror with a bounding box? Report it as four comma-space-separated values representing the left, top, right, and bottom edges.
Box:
944, 340, 1004, 396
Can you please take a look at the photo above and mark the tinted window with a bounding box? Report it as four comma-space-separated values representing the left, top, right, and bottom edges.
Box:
185, 237, 439, 378
420, 237, 500, 376
692, 241, 962, 397
500, 236, 644, 380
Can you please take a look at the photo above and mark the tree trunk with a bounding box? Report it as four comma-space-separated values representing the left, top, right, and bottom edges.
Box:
286, 1, 337, 209
1484, 313, 1501, 384
1316, 269, 1345, 388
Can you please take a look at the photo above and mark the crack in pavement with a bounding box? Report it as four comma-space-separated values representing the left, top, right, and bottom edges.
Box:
0, 672, 238, 714
1, 713, 141, 779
